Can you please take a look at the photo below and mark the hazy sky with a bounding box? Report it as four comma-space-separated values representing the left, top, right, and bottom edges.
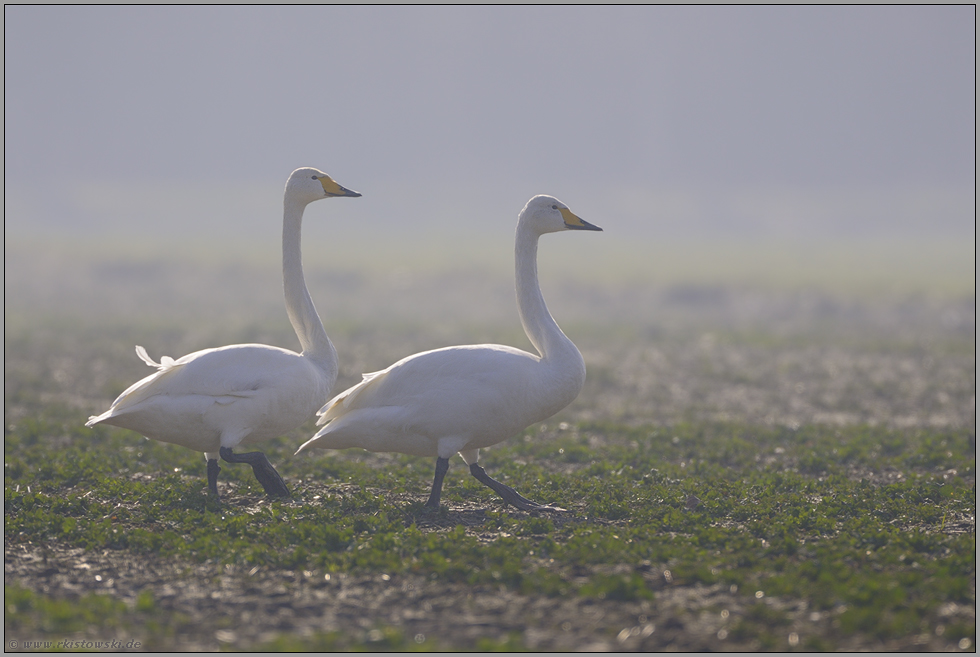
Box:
4, 5, 976, 246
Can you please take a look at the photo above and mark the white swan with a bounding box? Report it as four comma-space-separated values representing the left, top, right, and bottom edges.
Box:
86, 168, 360, 502
296, 195, 601, 510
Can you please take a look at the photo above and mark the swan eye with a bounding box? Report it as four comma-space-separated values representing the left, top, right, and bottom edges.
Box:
552, 204, 558, 210
311, 175, 318, 180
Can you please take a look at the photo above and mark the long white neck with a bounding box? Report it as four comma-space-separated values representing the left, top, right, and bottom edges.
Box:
514, 223, 582, 368
282, 197, 337, 383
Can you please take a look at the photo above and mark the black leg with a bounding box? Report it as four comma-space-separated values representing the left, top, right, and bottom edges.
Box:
469, 463, 565, 512
207, 458, 221, 501
219, 447, 290, 498
425, 457, 450, 509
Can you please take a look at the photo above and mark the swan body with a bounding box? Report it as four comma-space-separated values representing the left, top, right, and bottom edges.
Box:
297, 195, 601, 510
86, 168, 360, 501
91, 344, 333, 453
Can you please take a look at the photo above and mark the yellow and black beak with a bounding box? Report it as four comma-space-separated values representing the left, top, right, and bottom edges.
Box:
560, 207, 602, 231
319, 176, 362, 198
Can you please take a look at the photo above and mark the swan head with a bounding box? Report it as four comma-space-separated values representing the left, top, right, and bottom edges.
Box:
285, 167, 361, 205
519, 195, 602, 235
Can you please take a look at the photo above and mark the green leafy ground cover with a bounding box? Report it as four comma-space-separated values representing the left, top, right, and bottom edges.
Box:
4, 263, 975, 650
5, 411, 975, 651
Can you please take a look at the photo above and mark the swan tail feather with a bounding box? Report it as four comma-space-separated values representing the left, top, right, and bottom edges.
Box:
315, 369, 387, 425
135, 345, 178, 371
134, 345, 159, 367
87, 349, 185, 426
294, 434, 318, 455
296, 414, 346, 453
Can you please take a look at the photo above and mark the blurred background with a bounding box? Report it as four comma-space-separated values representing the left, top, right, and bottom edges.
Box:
4, 6, 976, 430
5, 6, 975, 288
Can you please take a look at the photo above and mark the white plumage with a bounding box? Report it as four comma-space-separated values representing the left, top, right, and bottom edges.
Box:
296, 195, 601, 510
86, 168, 360, 501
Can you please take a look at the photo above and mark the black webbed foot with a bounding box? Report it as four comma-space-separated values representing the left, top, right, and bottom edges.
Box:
469, 463, 565, 512
219, 446, 290, 498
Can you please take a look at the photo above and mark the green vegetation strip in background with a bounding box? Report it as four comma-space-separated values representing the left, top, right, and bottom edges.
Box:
4, 416, 975, 650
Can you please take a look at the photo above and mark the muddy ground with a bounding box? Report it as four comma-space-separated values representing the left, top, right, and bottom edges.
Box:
5, 259, 976, 651
6, 490, 974, 653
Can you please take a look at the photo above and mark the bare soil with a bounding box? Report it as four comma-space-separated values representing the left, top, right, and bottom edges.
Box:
6, 505, 973, 652
4, 258, 975, 651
